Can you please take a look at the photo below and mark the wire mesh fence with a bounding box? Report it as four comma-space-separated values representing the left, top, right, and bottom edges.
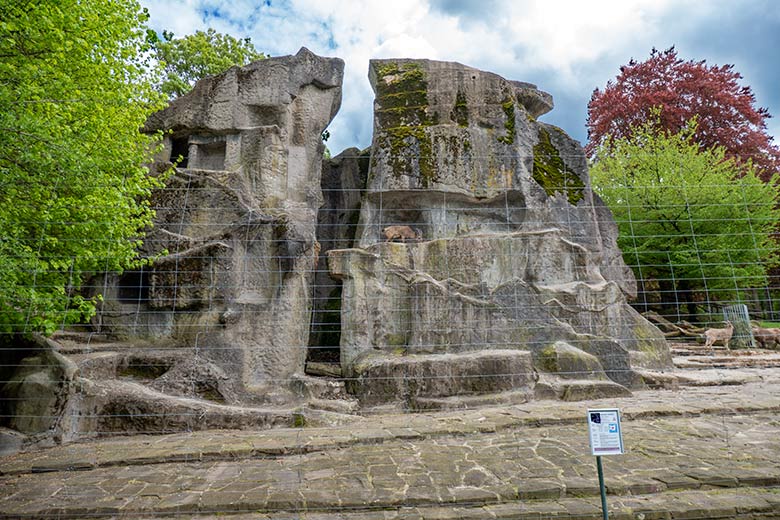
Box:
2, 151, 780, 518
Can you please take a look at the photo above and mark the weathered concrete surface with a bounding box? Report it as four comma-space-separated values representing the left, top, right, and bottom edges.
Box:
0, 335, 77, 435
7, 332, 357, 446
88, 48, 343, 410
308, 147, 369, 364
329, 58, 670, 406
3, 367, 780, 519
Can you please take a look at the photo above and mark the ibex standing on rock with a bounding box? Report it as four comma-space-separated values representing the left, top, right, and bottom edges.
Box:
382, 225, 422, 243
752, 326, 780, 349
703, 320, 734, 354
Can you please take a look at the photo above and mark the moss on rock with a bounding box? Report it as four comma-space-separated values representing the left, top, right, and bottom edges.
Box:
532, 127, 585, 205
374, 62, 429, 128
498, 97, 516, 145
538, 344, 560, 373
452, 89, 469, 127
374, 62, 436, 187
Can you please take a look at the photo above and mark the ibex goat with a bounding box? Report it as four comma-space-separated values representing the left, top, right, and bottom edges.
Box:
703, 321, 734, 352
382, 225, 422, 243
752, 326, 780, 349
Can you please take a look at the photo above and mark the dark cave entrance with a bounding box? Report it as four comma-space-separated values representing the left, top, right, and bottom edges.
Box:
117, 269, 150, 304
307, 285, 342, 365
170, 136, 189, 168
305, 148, 369, 373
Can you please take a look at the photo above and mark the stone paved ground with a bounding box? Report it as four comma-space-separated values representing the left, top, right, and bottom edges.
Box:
3, 367, 780, 519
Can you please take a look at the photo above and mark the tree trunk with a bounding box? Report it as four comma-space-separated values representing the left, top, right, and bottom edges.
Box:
658, 278, 678, 318
678, 280, 698, 323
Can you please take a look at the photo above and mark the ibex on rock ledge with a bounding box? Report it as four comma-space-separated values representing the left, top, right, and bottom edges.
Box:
382, 225, 422, 243
703, 321, 734, 353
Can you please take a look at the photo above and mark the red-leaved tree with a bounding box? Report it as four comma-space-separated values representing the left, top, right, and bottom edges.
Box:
586, 47, 780, 180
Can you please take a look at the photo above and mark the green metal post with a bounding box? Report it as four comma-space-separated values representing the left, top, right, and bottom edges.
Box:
596, 455, 608, 520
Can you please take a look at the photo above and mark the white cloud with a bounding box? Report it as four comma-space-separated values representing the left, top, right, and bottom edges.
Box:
143, 0, 208, 35
139, 0, 778, 153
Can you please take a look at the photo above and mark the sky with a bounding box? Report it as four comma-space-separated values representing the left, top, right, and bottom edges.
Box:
140, 0, 780, 156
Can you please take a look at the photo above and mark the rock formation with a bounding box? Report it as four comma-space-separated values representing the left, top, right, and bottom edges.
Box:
2, 52, 673, 450
308, 148, 369, 365
327, 59, 671, 408
95, 47, 344, 403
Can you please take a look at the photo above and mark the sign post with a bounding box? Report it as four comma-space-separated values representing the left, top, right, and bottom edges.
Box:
587, 408, 624, 520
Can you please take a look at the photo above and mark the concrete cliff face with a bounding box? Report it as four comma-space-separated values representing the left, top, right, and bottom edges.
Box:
2, 52, 674, 452
328, 59, 670, 408
98, 48, 344, 403
9, 53, 671, 445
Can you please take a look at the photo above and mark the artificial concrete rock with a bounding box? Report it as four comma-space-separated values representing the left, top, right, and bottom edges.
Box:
308, 148, 369, 363
95, 48, 344, 403
347, 349, 536, 408
7, 53, 675, 447
1, 335, 77, 435
329, 58, 670, 406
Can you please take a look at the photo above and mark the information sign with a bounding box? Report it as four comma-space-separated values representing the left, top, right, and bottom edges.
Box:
587, 408, 624, 456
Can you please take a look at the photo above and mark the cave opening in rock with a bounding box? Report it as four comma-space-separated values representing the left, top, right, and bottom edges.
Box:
307, 285, 342, 366
117, 269, 150, 304
170, 136, 189, 168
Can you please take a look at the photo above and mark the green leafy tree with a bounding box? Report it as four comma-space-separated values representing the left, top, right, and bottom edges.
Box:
587, 47, 780, 180
154, 28, 264, 99
0, 0, 168, 336
591, 120, 780, 320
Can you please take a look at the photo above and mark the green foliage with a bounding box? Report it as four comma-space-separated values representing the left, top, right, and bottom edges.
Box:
154, 28, 264, 99
591, 120, 780, 304
0, 0, 168, 335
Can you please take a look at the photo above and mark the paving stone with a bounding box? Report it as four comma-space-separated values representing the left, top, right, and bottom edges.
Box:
5, 373, 780, 518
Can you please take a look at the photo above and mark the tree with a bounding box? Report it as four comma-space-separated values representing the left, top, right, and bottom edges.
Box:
587, 47, 780, 180
154, 29, 264, 99
590, 120, 780, 320
0, 0, 168, 336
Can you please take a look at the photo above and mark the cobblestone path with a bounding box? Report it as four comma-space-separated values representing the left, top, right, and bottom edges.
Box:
3, 370, 780, 519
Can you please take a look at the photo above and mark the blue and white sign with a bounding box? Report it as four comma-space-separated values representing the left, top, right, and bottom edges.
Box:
587, 408, 624, 456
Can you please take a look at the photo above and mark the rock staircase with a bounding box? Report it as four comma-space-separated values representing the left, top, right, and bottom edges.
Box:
17, 329, 780, 448
45, 331, 360, 442
5, 375, 780, 519
671, 341, 780, 370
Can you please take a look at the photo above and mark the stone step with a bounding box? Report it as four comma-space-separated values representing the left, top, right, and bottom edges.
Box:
67, 350, 184, 381
291, 374, 360, 414
50, 330, 112, 344
55, 339, 159, 355
293, 374, 350, 400
305, 361, 343, 378
4, 412, 780, 518
671, 345, 727, 356
174, 488, 780, 519
50, 329, 171, 355
674, 355, 780, 370
639, 367, 766, 388
305, 397, 360, 414
534, 377, 633, 401
412, 389, 532, 410
348, 349, 536, 408
2, 483, 780, 519
65, 379, 332, 439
